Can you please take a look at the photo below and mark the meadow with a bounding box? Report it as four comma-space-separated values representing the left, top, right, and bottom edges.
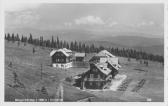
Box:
5, 41, 164, 102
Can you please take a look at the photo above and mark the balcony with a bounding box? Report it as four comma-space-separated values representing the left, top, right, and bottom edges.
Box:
85, 78, 104, 81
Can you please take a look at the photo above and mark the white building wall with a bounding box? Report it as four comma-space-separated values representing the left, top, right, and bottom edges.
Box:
100, 57, 118, 64
108, 57, 118, 64
100, 57, 107, 63
52, 62, 72, 69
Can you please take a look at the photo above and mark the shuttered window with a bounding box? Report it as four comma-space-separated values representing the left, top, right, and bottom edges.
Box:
90, 82, 93, 86
90, 74, 94, 78
97, 75, 100, 79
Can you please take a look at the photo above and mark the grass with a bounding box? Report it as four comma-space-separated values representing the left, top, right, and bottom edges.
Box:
5, 41, 164, 102
117, 79, 132, 91
85, 57, 164, 102
5, 41, 92, 101
131, 79, 146, 92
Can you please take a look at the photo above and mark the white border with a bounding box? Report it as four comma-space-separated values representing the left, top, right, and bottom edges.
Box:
0, 0, 168, 106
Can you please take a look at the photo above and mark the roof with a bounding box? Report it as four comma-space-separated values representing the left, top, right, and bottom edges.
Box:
74, 53, 85, 57
89, 56, 100, 62
97, 50, 116, 58
50, 50, 57, 57
50, 48, 72, 57
107, 60, 121, 70
95, 63, 112, 75
62, 48, 72, 53
91, 59, 121, 75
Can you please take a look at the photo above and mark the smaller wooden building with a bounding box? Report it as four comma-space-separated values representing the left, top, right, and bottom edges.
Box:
74, 53, 85, 61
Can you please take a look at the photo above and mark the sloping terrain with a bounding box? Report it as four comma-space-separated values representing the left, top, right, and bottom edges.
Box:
5, 41, 164, 102
5, 41, 93, 102
83, 57, 164, 102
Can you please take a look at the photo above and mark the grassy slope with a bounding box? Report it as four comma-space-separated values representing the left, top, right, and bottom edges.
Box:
5, 41, 93, 101
5, 41, 164, 102
118, 57, 164, 101
83, 57, 164, 102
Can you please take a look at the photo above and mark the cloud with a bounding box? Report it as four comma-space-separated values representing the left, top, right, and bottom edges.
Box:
5, 11, 40, 28
64, 22, 72, 27
16, 11, 39, 25
4, 3, 41, 12
108, 21, 118, 27
75, 16, 104, 25
137, 21, 155, 27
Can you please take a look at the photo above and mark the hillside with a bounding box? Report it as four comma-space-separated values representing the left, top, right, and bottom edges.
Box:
5, 41, 93, 101
5, 41, 164, 102
133, 45, 164, 56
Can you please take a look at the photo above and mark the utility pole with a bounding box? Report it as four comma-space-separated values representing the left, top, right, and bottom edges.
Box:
41, 64, 42, 80
57, 82, 63, 102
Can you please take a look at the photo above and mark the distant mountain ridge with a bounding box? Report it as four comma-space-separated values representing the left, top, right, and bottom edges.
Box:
96, 36, 163, 47
5, 28, 164, 55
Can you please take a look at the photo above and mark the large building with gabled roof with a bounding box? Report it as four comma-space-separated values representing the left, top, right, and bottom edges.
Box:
80, 50, 121, 89
80, 61, 120, 89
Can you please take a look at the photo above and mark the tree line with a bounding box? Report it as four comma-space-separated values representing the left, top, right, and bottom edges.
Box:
5, 33, 164, 63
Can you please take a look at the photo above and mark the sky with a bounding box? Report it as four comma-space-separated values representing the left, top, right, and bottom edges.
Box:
4, 3, 164, 38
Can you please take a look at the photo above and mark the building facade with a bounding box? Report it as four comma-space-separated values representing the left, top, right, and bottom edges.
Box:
81, 62, 118, 89
50, 48, 73, 68
89, 50, 119, 64
80, 50, 121, 89
74, 53, 85, 62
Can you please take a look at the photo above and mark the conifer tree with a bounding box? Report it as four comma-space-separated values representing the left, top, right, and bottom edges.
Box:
28, 33, 33, 44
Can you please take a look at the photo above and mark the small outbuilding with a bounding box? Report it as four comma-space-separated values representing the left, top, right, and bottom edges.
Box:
74, 53, 85, 62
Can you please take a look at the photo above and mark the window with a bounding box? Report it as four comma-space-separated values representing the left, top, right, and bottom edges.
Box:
94, 74, 97, 78
61, 64, 64, 68
90, 82, 93, 86
90, 74, 94, 78
97, 75, 100, 79
93, 68, 97, 72
97, 82, 101, 87
66, 58, 69, 62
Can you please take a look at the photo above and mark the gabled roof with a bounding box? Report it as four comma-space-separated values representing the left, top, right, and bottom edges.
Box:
50, 50, 57, 57
75, 53, 85, 57
62, 48, 72, 53
89, 56, 100, 62
95, 63, 112, 75
50, 48, 72, 57
91, 60, 121, 76
107, 60, 121, 70
89, 50, 117, 63
97, 50, 116, 58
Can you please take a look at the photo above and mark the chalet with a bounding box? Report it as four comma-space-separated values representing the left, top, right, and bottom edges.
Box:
79, 50, 121, 89
50, 48, 73, 68
89, 50, 119, 65
74, 53, 85, 61
80, 60, 120, 89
